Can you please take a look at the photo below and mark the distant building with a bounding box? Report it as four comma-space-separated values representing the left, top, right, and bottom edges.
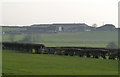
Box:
2, 23, 117, 34
28, 23, 93, 33
58, 26, 63, 32
52, 23, 91, 32
27, 24, 56, 33
96, 24, 116, 31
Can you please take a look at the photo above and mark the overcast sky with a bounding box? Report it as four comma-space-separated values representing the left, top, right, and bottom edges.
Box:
0, 0, 120, 27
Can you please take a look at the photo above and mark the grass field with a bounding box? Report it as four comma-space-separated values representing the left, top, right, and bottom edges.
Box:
2, 31, 118, 47
2, 49, 118, 75
2, 27, 26, 32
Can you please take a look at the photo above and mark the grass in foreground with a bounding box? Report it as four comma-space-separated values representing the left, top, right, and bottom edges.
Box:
2, 49, 118, 75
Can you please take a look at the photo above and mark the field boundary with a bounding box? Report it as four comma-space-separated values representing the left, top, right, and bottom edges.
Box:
2, 42, 120, 60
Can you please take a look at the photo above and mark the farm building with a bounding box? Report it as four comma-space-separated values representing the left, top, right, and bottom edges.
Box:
2, 23, 117, 34
96, 24, 116, 31
52, 23, 92, 32
27, 23, 93, 33
27, 24, 57, 33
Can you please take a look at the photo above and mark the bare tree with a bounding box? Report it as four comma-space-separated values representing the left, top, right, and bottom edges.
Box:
92, 24, 97, 28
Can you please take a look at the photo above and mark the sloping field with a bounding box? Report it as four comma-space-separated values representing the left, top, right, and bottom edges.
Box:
2, 31, 118, 47
2, 50, 118, 75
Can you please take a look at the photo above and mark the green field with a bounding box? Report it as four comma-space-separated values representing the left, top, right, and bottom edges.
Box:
2, 49, 118, 75
2, 31, 118, 47
2, 27, 26, 32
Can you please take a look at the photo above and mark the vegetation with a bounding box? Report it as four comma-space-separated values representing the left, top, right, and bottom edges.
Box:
2, 27, 26, 32
2, 31, 118, 47
106, 42, 118, 49
2, 49, 118, 75
2, 26, 119, 76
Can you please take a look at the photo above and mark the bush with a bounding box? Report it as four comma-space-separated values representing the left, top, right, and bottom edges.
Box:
106, 42, 118, 49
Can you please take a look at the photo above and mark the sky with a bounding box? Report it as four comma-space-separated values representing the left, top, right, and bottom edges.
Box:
0, 0, 120, 27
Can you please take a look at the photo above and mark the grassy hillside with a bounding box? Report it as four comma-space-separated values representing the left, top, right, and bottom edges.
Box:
2, 31, 118, 47
2, 49, 118, 75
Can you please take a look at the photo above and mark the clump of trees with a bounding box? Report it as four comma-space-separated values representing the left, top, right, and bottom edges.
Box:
92, 23, 97, 28
106, 42, 118, 49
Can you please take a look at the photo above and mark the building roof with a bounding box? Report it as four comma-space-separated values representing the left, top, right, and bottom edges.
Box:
31, 23, 88, 27
97, 24, 116, 28
53, 23, 87, 25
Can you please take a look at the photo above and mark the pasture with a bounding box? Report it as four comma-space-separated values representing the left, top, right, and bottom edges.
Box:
2, 31, 118, 47
2, 49, 118, 75
2, 27, 26, 32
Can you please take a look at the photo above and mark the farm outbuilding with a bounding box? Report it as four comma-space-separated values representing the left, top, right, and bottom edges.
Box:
27, 23, 93, 33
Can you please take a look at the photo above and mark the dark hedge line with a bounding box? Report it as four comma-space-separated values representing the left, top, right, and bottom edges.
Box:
2, 42, 120, 60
